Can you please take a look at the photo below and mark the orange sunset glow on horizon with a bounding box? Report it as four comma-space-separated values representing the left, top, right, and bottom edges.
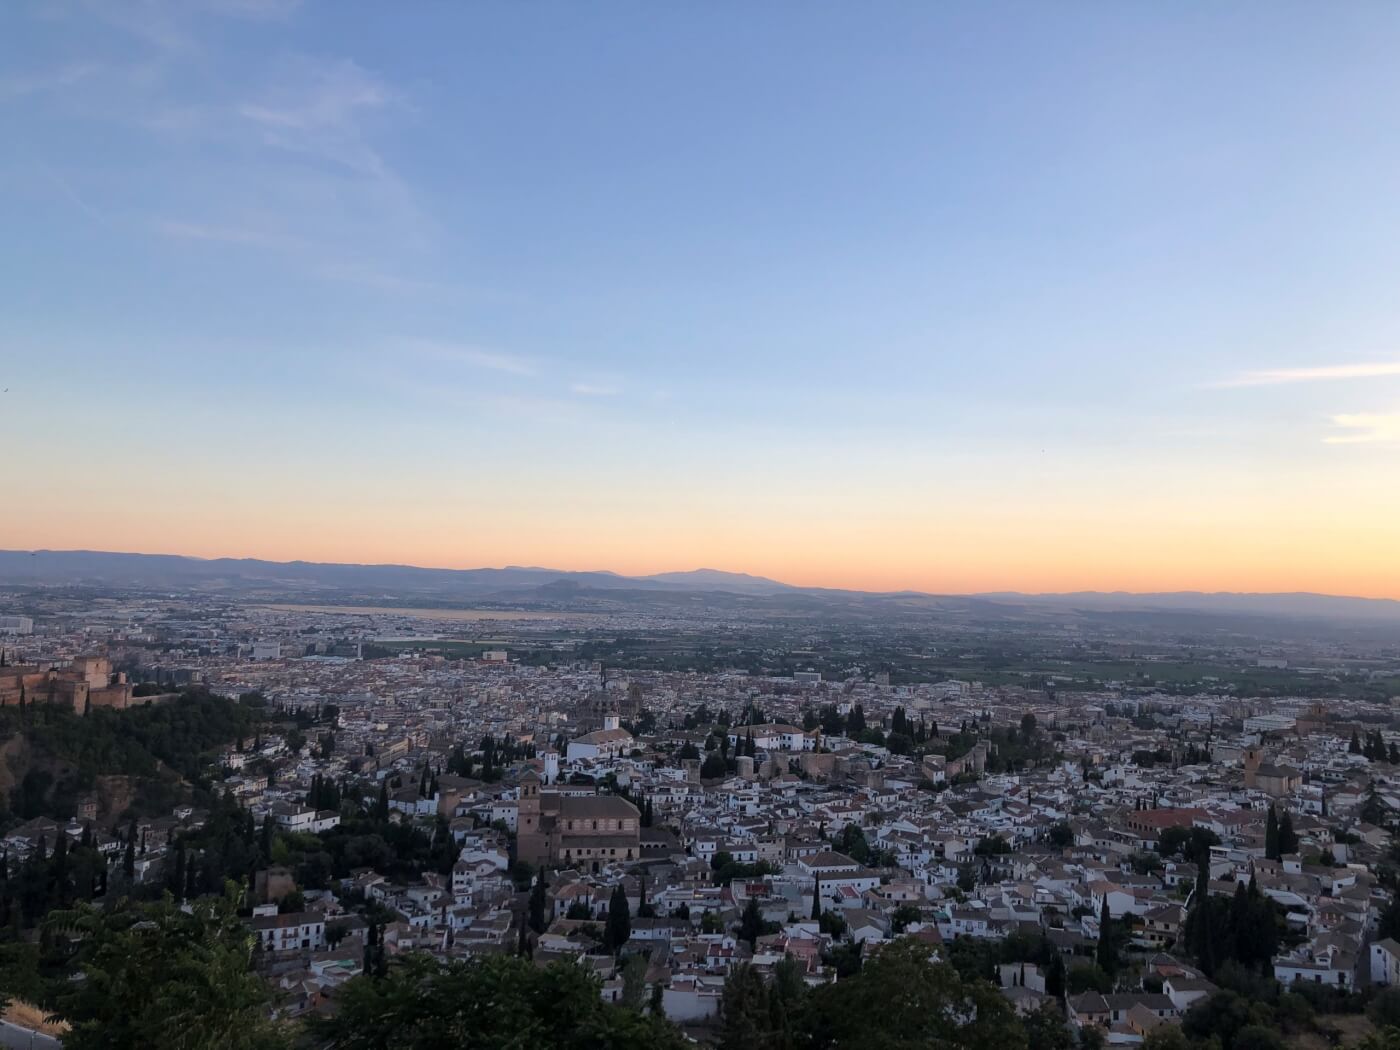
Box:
8, 508, 1398, 602
5, 3, 1400, 609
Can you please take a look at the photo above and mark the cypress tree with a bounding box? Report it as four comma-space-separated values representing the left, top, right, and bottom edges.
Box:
604, 883, 631, 955
1264, 806, 1279, 860
1227, 880, 1250, 962
1096, 897, 1117, 976
1199, 900, 1218, 976
528, 870, 548, 934
51, 833, 69, 906
811, 875, 822, 919
171, 839, 186, 898
1278, 810, 1298, 856
364, 922, 380, 977
739, 896, 764, 950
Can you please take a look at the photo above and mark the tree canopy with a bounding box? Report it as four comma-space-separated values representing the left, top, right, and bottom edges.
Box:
43, 892, 287, 1050
718, 939, 1031, 1050
310, 952, 687, 1050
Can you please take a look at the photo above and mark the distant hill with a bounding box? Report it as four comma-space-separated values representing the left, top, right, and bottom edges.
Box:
0, 551, 797, 600
0, 551, 668, 600
1, 549, 1398, 626
638, 569, 795, 595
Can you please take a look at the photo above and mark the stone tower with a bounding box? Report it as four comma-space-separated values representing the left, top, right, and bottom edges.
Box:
1242, 746, 1262, 790
517, 770, 546, 864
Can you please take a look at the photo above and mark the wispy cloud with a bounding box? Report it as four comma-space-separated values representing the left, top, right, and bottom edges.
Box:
1213, 361, 1400, 388
0, 63, 101, 101
14, 9, 436, 299
59, 0, 299, 55
310, 263, 443, 295
23, 153, 112, 228
237, 57, 394, 178
156, 219, 297, 249
137, 53, 432, 293
1324, 412, 1400, 445
201, 0, 302, 18
373, 374, 598, 428
408, 341, 538, 377
571, 383, 621, 397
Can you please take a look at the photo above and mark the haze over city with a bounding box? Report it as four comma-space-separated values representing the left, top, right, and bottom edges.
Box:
5, 1, 1400, 598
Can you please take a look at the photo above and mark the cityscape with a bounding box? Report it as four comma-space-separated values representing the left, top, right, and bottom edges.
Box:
5, 2, 1400, 1049
1, 563, 1400, 1048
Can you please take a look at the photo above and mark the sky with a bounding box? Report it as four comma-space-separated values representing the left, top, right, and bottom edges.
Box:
3, 2, 1400, 599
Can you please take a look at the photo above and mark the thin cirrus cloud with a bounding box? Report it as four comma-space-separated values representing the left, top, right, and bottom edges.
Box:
0, 63, 100, 101
235, 57, 395, 179
404, 343, 630, 400
406, 340, 538, 377
1324, 412, 1400, 445
71, 0, 301, 56
150, 54, 432, 293
1213, 361, 1400, 387
155, 219, 298, 249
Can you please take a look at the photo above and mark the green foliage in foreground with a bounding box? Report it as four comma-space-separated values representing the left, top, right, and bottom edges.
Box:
41, 892, 688, 1050
310, 951, 688, 1050
718, 939, 1028, 1050
43, 892, 287, 1050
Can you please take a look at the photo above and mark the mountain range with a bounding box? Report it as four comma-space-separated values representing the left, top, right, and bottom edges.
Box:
1, 549, 1398, 626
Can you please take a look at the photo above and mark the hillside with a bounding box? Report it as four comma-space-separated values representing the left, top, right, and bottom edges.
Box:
0, 690, 263, 828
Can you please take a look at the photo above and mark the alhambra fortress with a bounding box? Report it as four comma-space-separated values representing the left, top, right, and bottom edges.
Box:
0, 653, 138, 714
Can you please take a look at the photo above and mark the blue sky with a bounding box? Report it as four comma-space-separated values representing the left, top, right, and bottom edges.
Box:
3, 1, 1400, 595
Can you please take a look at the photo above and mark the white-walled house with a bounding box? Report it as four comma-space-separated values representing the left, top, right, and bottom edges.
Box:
566, 728, 635, 762
1374, 939, 1400, 986
250, 910, 326, 953
726, 724, 818, 753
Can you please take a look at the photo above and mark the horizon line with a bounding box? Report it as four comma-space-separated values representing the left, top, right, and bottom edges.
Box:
3, 546, 1398, 606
